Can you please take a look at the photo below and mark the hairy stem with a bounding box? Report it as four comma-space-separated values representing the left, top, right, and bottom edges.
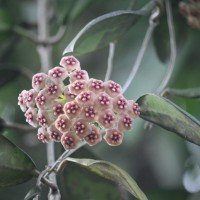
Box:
155, 0, 176, 95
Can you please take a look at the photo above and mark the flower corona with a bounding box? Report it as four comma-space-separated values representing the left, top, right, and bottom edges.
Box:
18, 56, 140, 149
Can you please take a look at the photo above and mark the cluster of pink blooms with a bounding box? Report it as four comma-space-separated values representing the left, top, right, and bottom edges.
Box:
18, 56, 140, 149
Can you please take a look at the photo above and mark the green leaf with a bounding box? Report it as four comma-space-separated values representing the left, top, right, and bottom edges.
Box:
63, 10, 142, 55
68, 0, 93, 21
137, 93, 200, 146
0, 66, 21, 88
0, 135, 36, 187
24, 186, 41, 200
0, 9, 14, 32
153, 8, 187, 63
66, 157, 148, 200
63, 1, 156, 55
59, 147, 124, 200
163, 87, 200, 99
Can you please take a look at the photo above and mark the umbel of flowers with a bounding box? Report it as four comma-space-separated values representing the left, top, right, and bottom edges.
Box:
18, 56, 140, 149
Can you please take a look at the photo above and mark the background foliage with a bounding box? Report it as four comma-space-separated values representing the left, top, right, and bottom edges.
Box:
0, 0, 200, 199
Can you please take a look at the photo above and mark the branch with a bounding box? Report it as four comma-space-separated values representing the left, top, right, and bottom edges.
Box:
13, 25, 66, 45
36, 0, 57, 194
155, 0, 177, 95
48, 26, 66, 44
34, 170, 61, 199
3, 121, 36, 133
13, 26, 38, 43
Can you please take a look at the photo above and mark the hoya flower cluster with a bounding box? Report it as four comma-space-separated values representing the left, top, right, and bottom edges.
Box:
18, 56, 140, 149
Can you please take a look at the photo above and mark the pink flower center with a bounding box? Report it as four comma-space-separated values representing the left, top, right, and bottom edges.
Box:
65, 102, 79, 114
49, 131, 61, 141
33, 75, 43, 85
123, 116, 132, 127
36, 94, 46, 106
37, 115, 47, 126
47, 84, 58, 95
110, 132, 121, 142
53, 104, 64, 116
98, 94, 110, 105
117, 97, 127, 109
109, 82, 120, 93
74, 70, 86, 79
103, 112, 115, 124
65, 57, 76, 65
74, 122, 86, 135
84, 106, 96, 118
91, 80, 104, 90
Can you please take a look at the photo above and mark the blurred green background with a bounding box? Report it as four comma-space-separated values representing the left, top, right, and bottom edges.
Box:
0, 0, 200, 199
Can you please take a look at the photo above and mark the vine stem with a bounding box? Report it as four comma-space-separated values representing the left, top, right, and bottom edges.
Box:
122, 7, 160, 94
44, 141, 86, 178
104, 42, 116, 82
155, 0, 176, 95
